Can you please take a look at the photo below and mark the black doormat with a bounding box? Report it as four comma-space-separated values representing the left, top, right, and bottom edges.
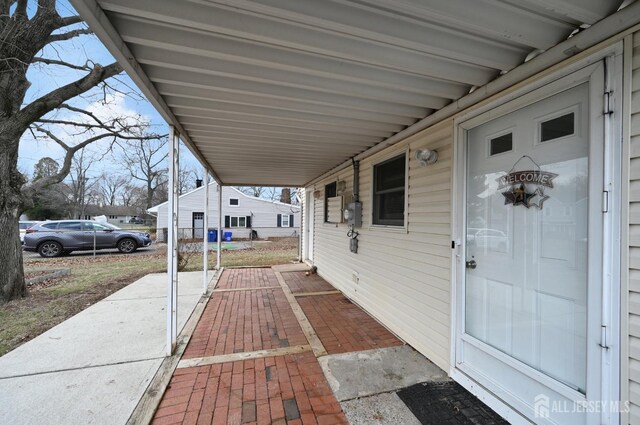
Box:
397, 381, 509, 425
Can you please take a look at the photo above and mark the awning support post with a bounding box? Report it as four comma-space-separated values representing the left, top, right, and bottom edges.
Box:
202, 169, 209, 294
166, 126, 179, 356
216, 185, 222, 269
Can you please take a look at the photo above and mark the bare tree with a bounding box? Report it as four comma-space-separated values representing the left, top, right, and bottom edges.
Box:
121, 139, 168, 210
98, 173, 130, 206
66, 150, 100, 218
0, 1, 164, 301
178, 165, 197, 195
236, 187, 265, 198
32, 157, 59, 181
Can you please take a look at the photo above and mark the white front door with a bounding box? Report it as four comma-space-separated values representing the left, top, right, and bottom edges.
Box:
455, 62, 614, 425
193, 212, 204, 239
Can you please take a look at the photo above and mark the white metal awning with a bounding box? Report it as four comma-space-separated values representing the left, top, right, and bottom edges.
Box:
71, 0, 628, 186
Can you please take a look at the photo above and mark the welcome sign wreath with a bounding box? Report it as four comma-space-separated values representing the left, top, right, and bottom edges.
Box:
497, 155, 558, 210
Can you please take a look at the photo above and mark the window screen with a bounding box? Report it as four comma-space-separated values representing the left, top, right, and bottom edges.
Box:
373, 154, 406, 226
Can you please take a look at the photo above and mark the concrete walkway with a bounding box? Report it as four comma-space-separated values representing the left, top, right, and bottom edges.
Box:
0, 271, 211, 425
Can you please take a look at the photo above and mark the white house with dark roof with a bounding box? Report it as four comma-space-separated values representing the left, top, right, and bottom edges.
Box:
148, 182, 300, 241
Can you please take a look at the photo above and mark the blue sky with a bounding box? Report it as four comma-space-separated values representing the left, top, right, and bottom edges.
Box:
18, 0, 200, 180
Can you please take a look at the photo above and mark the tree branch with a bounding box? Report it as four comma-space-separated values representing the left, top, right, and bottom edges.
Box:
48, 28, 92, 43
33, 57, 91, 71
58, 15, 83, 28
14, 62, 123, 135
14, 0, 26, 17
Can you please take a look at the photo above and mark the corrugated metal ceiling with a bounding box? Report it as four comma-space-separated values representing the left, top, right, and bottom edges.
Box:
83, 0, 623, 186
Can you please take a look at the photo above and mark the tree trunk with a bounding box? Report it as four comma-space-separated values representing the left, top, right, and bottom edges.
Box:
0, 137, 27, 302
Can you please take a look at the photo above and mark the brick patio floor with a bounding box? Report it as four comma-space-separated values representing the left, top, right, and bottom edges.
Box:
152, 267, 403, 425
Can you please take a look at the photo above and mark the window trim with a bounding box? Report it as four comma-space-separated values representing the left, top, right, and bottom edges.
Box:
229, 198, 239, 207
281, 214, 290, 227
369, 149, 408, 231
324, 181, 339, 224
486, 127, 515, 158
229, 216, 247, 228
534, 104, 580, 146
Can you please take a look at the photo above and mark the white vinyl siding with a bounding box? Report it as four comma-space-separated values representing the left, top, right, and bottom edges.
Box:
154, 184, 300, 240
628, 31, 640, 424
308, 120, 453, 370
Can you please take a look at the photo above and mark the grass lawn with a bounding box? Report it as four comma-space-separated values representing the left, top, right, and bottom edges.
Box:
0, 238, 298, 356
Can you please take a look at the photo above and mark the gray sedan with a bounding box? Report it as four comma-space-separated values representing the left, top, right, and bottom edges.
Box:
23, 220, 152, 258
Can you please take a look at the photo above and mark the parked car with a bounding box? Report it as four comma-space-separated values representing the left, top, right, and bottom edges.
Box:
23, 220, 152, 258
128, 217, 145, 224
19, 221, 41, 244
469, 228, 509, 251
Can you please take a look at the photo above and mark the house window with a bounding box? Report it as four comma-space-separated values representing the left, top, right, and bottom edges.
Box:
277, 214, 294, 227
225, 215, 250, 228
324, 182, 340, 223
230, 217, 246, 227
229, 198, 239, 206
373, 154, 406, 226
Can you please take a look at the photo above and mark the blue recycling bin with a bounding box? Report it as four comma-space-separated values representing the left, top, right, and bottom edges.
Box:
224, 231, 232, 242
208, 229, 218, 242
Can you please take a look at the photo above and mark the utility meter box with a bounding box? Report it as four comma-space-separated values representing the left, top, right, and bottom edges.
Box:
343, 202, 362, 227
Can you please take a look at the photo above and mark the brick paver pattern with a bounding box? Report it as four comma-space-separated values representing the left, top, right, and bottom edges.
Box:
280, 272, 336, 294
152, 268, 403, 424
297, 294, 403, 354
153, 352, 347, 425
183, 288, 307, 359
216, 268, 281, 290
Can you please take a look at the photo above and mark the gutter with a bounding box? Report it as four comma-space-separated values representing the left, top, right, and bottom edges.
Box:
305, 1, 640, 187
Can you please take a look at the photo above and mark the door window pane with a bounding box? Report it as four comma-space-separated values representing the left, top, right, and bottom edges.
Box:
490, 133, 512, 156
541, 112, 574, 142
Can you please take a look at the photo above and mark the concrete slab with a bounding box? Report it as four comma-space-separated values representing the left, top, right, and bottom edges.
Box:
341, 392, 422, 425
0, 358, 163, 425
318, 345, 449, 401
106, 270, 205, 300
0, 272, 206, 378
272, 263, 310, 272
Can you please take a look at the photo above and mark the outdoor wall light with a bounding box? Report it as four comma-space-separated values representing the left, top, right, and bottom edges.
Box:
416, 149, 438, 166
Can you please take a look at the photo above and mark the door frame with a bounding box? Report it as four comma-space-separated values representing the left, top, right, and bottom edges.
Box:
450, 43, 622, 424
305, 189, 315, 262
192, 211, 205, 239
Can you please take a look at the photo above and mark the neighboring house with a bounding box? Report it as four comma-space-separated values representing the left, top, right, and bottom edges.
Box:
78, 205, 143, 225
148, 182, 300, 241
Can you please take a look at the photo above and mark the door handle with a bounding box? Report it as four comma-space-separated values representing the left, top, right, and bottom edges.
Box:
466, 259, 477, 269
